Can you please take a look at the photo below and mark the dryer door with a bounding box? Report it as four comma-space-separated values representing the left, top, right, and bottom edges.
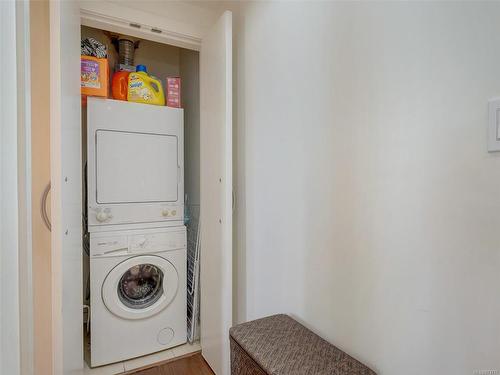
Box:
95, 130, 179, 204
102, 255, 178, 320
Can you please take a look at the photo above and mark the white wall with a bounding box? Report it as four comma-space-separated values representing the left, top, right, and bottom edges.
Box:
232, 2, 500, 374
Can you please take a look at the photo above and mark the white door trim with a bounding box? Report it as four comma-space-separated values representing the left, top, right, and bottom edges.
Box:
50, 1, 83, 374
80, 2, 202, 51
199, 10, 233, 375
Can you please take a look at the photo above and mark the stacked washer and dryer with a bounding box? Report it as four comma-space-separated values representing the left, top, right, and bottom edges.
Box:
86, 97, 187, 367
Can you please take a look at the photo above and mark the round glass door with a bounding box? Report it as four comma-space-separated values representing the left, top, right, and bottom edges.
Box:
102, 255, 178, 320
118, 264, 164, 309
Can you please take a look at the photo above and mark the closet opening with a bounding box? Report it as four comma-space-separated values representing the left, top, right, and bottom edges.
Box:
80, 24, 201, 370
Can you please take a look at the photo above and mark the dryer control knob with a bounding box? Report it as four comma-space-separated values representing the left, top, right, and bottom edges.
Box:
96, 211, 108, 222
171, 210, 177, 216
162, 209, 169, 217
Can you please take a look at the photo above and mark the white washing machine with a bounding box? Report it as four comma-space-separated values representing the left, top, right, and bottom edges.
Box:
89, 226, 187, 367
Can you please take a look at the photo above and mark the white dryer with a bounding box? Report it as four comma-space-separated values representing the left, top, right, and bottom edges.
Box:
86, 97, 184, 232
89, 226, 187, 367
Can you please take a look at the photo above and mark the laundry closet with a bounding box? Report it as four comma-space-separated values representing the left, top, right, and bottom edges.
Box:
81, 23, 203, 369
50, 2, 232, 375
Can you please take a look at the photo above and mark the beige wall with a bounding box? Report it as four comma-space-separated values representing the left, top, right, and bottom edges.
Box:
30, 0, 52, 374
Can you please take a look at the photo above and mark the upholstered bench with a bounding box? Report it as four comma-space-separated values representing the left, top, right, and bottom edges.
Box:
229, 314, 376, 375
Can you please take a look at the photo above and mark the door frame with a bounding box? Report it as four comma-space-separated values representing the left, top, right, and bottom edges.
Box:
50, 3, 232, 374
199, 11, 233, 375
80, 1, 204, 51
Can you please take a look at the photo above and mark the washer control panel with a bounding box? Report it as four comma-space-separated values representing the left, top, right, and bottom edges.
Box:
129, 230, 186, 254
90, 227, 187, 257
92, 236, 128, 256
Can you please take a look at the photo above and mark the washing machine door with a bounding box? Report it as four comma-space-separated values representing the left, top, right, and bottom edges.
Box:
102, 255, 178, 320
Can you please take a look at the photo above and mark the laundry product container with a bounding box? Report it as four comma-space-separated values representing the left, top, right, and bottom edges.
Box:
81, 55, 109, 98
229, 314, 376, 375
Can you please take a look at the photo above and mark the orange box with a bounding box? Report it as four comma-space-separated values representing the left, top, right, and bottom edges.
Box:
81, 55, 109, 98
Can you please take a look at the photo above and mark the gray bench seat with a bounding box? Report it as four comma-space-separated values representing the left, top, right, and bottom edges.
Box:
229, 314, 376, 375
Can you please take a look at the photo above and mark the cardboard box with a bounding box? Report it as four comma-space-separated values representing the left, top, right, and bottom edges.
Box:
166, 77, 181, 108
81, 55, 109, 98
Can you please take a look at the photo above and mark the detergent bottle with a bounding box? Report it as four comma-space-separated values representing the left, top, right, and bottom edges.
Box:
127, 65, 165, 106
111, 71, 129, 101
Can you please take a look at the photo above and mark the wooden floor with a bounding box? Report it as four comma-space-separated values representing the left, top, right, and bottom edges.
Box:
131, 353, 214, 375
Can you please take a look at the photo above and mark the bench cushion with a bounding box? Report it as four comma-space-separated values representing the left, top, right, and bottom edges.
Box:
229, 314, 376, 375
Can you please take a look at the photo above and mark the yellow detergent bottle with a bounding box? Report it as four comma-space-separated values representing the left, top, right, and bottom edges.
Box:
127, 65, 165, 106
